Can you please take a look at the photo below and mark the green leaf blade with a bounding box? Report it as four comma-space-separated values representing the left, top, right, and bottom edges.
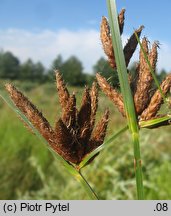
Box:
106, 0, 144, 199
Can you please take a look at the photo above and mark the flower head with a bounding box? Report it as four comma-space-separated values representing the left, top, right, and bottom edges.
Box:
97, 9, 171, 128
5, 71, 109, 164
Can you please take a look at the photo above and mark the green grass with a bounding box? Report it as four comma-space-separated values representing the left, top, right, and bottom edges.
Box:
0, 82, 171, 199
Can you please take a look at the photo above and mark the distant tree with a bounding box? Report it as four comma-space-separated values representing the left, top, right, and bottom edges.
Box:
20, 59, 34, 80
48, 55, 87, 86
93, 57, 119, 88
20, 59, 45, 82
0, 51, 20, 79
157, 69, 167, 82
52, 54, 63, 69
84, 73, 95, 86
60, 56, 86, 86
48, 55, 63, 80
34, 62, 45, 82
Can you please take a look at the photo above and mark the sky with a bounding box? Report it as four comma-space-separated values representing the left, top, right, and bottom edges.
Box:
0, 0, 171, 73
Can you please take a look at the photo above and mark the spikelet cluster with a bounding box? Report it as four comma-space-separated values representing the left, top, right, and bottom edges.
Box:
5, 71, 109, 164
97, 9, 171, 127
100, 9, 144, 69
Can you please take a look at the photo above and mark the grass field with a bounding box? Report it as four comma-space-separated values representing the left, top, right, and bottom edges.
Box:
0, 81, 171, 199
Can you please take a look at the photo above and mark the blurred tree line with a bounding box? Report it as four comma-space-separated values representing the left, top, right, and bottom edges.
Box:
0, 50, 168, 87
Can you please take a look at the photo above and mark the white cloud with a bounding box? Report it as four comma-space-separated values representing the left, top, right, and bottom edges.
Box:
0, 28, 104, 73
0, 28, 171, 73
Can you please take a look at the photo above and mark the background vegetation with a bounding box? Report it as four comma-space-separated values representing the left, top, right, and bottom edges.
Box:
0, 50, 167, 86
0, 51, 171, 199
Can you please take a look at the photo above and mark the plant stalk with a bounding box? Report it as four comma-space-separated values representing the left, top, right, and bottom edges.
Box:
77, 171, 99, 200
106, 0, 144, 199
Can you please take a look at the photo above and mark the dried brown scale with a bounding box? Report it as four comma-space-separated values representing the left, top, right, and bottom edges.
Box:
100, 10, 143, 69
140, 37, 149, 64
78, 125, 91, 158
5, 84, 54, 142
90, 82, 98, 128
56, 71, 70, 110
54, 119, 79, 163
77, 87, 91, 129
149, 42, 158, 72
87, 109, 109, 154
118, 8, 125, 34
69, 93, 77, 129
140, 74, 171, 120
134, 38, 156, 115
100, 16, 111, 57
77, 88, 92, 152
124, 25, 144, 67
96, 73, 125, 116
137, 38, 149, 78
100, 16, 116, 68
61, 93, 77, 129
100, 9, 125, 69
77, 83, 99, 157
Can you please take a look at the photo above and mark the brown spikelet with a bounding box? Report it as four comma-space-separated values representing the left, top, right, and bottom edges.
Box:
96, 73, 125, 116
54, 119, 78, 163
134, 37, 156, 114
5, 83, 80, 164
77, 88, 92, 147
100, 9, 143, 70
100, 16, 111, 57
5, 84, 54, 143
90, 82, 98, 128
149, 41, 159, 71
5, 71, 109, 165
87, 109, 109, 153
100, 16, 116, 69
56, 71, 70, 110
100, 10, 125, 69
140, 74, 171, 120
60, 93, 77, 129
118, 8, 125, 34
77, 87, 91, 128
124, 25, 144, 67
140, 37, 149, 63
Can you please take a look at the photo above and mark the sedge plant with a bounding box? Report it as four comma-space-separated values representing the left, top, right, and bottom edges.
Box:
1, 71, 129, 200
1, 0, 171, 200
96, 0, 171, 199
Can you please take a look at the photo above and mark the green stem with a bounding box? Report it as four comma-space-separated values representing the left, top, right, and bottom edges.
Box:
106, 0, 144, 199
76, 170, 99, 200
